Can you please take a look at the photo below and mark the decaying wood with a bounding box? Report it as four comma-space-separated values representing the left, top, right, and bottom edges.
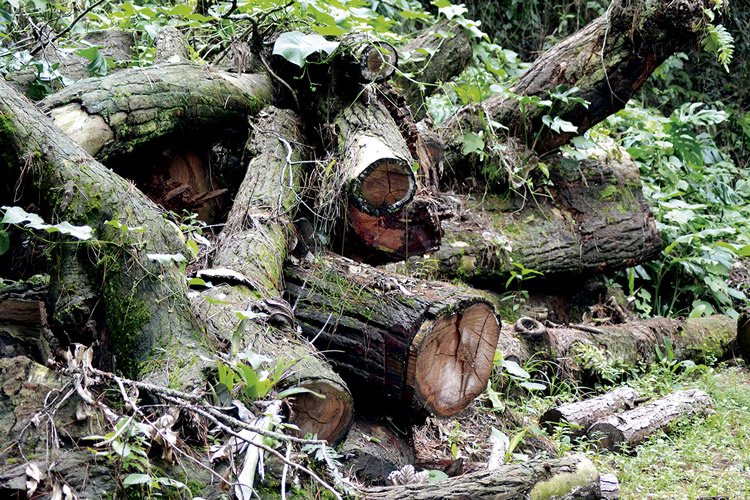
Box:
540, 387, 640, 436
339, 418, 415, 485
1, 79, 205, 385
335, 95, 416, 218
339, 35, 399, 83
441, 0, 716, 161
500, 315, 737, 382
589, 389, 714, 450
39, 63, 272, 158
191, 108, 354, 444
402, 150, 661, 282
0, 298, 54, 362
285, 255, 500, 418
396, 19, 472, 115
363, 454, 602, 500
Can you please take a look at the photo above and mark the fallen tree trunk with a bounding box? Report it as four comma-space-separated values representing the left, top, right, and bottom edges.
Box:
589, 389, 714, 451
191, 107, 353, 444
402, 151, 662, 283
285, 255, 500, 418
39, 63, 272, 158
363, 454, 602, 500
500, 315, 737, 382
540, 387, 640, 437
441, 0, 715, 160
1, 79, 204, 385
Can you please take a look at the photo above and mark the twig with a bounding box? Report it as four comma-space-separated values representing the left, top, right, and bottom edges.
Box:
569, 323, 607, 335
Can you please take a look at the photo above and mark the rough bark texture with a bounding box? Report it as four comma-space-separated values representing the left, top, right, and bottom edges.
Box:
285, 255, 500, 418
340, 418, 415, 485
364, 454, 602, 500
540, 387, 640, 436
441, 0, 714, 161
335, 95, 416, 218
589, 389, 714, 450
1, 79, 204, 385
500, 315, 737, 381
396, 19, 473, 116
402, 149, 661, 283
599, 473, 622, 500
39, 63, 272, 158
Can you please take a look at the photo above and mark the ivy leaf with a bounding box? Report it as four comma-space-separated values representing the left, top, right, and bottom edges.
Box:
461, 132, 484, 155
272, 31, 340, 68
45, 221, 93, 240
76, 47, 107, 76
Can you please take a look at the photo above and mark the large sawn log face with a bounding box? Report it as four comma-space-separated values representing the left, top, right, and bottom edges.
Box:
285, 255, 500, 418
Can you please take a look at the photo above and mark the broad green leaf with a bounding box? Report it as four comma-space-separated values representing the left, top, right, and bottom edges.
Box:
520, 381, 547, 391
123, 474, 152, 487
502, 360, 530, 379
428, 470, 448, 482
46, 221, 93, 240
461, 132, 484, 155
272, 31, 340, 68
147, 253, 186, 264
76, 47, 107, 76
279, 387, 326, 399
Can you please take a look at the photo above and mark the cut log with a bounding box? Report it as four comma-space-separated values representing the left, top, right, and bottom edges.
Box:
499, 316, 737, 382
441, 0, 716, 161
1, 79, 205, 385
335, 95, 416, 218
339, 35, 399, 83
344, 193, 442, 263
40, 63, 272, 158
339, 418, 415, 485
193, 107, 354, 444
540, 387, 640, 436
599, 473, 622, 500
284, 255, 500, 418
589, 389, 714, 451
402, 150, 662, 282
396, 19, 473, 116
363, 454, 602, 500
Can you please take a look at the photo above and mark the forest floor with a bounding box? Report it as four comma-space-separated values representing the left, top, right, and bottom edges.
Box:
412, 358, 750, 499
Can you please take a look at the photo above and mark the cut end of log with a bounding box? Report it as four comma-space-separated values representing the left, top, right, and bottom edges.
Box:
288, 380, 353, 445
360, 42, 398, 83
414, 301, 500, 416
351, 157, 415, 216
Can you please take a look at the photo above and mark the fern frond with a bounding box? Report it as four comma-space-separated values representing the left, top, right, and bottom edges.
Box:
701, 23, 735, 72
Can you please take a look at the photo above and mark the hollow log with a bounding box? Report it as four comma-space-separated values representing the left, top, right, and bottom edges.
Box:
339, 418, 415, 485
39, 63, 272, 158
589, 389, 714, 451
192, 107, 353, 444
1, 79, 205, 385
500, 315, 737, 382
338, 35, 399, 83
396, 18, 472, 116
540, 387, 640, 436
441, 0, 715, 161
284, 255, 500, 418
363, 454, 602, 500
335, 95, 416, 218
402, 150, 661, 283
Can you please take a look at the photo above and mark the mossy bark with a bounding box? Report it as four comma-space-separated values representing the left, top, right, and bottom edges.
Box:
0, 79, 205, 384
40, 63, 272, 158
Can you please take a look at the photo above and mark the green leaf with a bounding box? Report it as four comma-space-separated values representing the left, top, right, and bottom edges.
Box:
428, 470, 449, 482
461, 132, 484, 155
76, 47, 107, 76
123, 474, 153, 487
520, 381, 546, 391
502, 360, 530, 380
0, 230, 8, 256
46, 221, 93, 240
279, 387, 326, 399
272, 31, 340, 68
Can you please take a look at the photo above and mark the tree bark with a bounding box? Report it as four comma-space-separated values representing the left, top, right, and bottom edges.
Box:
396, 19, 473, 116
589, 389, 714, 450
39, 63, 272, 158
403, 152, 662, 282
284, 255, 500, 418
540, 387, 640, 436
339, 418, 415, 485
363, 454, 602, 500
500, 315, 737, 382
1, 79, 205, 384
441, 0, 714, 160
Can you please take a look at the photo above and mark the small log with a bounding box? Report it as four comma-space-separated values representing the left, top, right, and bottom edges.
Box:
339, 418, 415, 485
285, 255, 500, 418
540, 387, 640, 436
363, 454, 602, 500
339, 35, 398, 83
40, 63, 272, 158
500, 315, 737, 382
335, 95, 416, 218
405, 151, 662, 282
589, 389, 714, 451
599, 473, 622, 500
396, 19, 472, 116
344, 193, 442, 263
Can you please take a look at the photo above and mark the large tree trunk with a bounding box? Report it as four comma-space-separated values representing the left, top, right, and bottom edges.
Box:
401, 151, 661, 283
441, 0, 714, 162
39, 63, 272, 158
285, 255, 500, 419
1, 80, 204, 384
364, 454, 602, 500
589, 389, 714, 450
